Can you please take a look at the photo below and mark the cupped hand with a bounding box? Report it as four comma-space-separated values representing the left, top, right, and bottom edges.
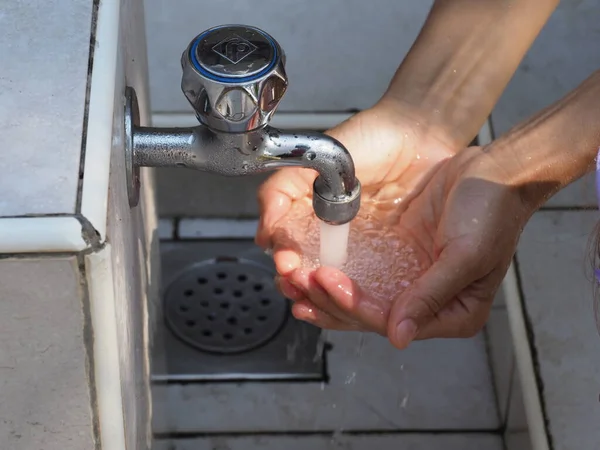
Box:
256, 99, 455, 271
281, 145, 534, 350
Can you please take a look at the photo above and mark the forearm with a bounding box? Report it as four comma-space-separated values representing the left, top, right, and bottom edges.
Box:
491, 69, 600, 210
381, 0, 559, 150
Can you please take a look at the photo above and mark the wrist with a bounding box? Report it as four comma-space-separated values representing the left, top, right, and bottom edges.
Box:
486, 70, 600, 211
382, 0, 559, 151
373, 95, 460, 155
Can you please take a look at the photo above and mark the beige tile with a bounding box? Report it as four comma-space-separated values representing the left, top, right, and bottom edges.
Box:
154, 433, 504, 450
0, 257, 94, 450
517, 210, 600, 450
158, 218, 175, 239
490, 1, 600, 139
543, 173, 596, 209
156, 170, 267, 218
153, 331, 499, 433
486, 308, 514, 423
145, 0, 433, 113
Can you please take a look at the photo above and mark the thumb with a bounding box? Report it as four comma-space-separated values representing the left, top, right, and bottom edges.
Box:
387, 246, 482, 349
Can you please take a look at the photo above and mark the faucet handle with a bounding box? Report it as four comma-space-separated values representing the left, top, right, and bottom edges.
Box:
181, 25, 288, 132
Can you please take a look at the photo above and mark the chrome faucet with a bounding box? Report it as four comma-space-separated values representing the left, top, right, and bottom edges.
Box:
125, 24, 361, 225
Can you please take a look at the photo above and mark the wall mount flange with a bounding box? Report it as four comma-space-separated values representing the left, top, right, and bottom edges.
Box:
124, 86, 141, 208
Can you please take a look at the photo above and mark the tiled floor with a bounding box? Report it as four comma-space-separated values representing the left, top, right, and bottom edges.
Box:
154, 433, 504, 450
517, 210, 600, 450
152, 222, 505, 447
153, 330, 499, 433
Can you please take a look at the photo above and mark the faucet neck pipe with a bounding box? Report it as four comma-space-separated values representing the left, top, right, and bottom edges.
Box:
132, 124, 358, 200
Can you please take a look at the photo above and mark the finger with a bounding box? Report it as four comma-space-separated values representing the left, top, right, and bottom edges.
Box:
415, 294, 491, 340
313, 266, 388, 334
387, 248, 483, 350
292, 299, 363, 331
256, 168, 317, 249
288, 268, 360, 326
414, 273, 502, 340
272, 244, 302, 276
275, 276, 304, 302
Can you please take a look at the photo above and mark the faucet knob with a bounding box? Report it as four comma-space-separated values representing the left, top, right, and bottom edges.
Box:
181, 25, 288, 132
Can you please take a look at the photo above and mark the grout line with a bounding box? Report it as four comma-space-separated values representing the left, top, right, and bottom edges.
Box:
481, 321, 504, 429
503, 353, 517, 430
75, 0, 100, 215
78, 0, 121, 243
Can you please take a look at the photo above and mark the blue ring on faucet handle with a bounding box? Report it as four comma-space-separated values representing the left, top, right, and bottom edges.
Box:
189, 25, 279, 84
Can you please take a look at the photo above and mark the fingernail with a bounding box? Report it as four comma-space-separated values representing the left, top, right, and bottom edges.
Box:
291, 268, 311, 288
395, 319, 418, 347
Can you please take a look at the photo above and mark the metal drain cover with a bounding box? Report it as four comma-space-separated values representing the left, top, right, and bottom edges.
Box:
164, 257, 289, 354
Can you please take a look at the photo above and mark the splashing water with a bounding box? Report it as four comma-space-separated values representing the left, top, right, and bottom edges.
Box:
274, 197, 429, 304
319, 221, 350, 268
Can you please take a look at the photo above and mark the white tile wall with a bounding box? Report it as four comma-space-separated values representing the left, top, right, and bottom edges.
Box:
1, 1, 161, 449
144, 0, 433, 114
0, 0, 91, 217
0, 257, 94, 450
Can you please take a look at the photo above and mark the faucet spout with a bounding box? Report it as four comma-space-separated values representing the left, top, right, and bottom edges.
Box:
131, 123, 361, 225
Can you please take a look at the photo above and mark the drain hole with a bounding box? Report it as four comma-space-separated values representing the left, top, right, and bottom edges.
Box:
164, 260, 290, 354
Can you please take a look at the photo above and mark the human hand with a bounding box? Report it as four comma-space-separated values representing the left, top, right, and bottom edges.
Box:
283, 145, 534, 349
256, 98, 456, 272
